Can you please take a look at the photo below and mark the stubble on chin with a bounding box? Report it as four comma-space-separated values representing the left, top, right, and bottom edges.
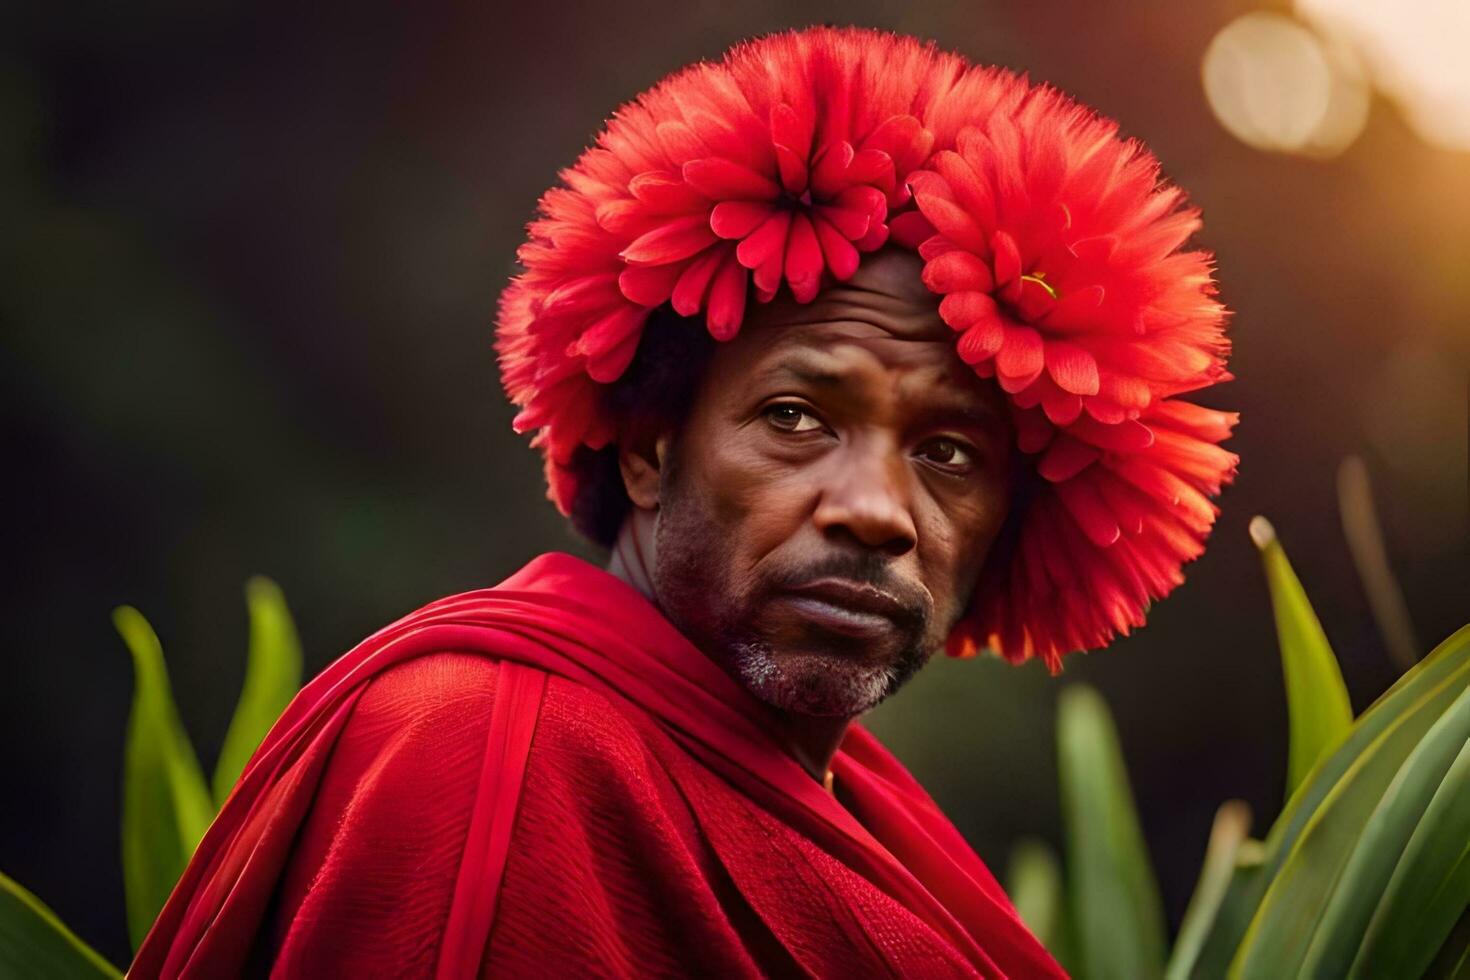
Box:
728, 635, 933, 718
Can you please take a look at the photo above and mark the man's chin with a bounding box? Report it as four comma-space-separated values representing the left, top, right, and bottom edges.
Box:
730, 642, 913, 718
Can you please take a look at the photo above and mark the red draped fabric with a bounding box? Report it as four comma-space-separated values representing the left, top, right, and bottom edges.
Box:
129, 552, 1066, 979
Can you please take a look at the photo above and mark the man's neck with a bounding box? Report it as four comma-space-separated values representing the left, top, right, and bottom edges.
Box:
605, 513, 850, 790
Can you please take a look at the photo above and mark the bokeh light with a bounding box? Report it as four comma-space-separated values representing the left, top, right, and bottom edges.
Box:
1299, 0, 1470, 152
1201, 12, 1369, 157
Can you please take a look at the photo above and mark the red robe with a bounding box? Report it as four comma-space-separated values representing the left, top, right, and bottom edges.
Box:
129, 552, 1066, 978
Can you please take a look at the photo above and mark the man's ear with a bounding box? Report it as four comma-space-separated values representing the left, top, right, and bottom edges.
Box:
618, 431, 671, 512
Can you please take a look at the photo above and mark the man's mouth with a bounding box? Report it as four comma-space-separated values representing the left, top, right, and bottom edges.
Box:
772, 578, 917, 639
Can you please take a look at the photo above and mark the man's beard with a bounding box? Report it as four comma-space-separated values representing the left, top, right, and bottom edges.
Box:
651, 452, 937, 719
725, 634, 933, 717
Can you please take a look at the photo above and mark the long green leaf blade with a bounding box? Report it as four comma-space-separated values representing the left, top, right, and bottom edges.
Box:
1301, 682, 1470, 976
1165, 800, 1254, 980
1006, 838, 1067, 960
1229, 652, 1470, 977
1349, 722, 1470, 978
1250, 516, 1353, 797
115, 606, 214, 951
0, 871, 121, 979
212, 576, 302, 803
1059, 685, 1167, 980
1192, 624, 1470, 974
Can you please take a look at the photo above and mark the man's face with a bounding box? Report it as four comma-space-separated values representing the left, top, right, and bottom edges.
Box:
647, 247, 1014, 718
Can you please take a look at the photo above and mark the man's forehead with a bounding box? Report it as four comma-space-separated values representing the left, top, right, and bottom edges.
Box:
745, 247, 949, 344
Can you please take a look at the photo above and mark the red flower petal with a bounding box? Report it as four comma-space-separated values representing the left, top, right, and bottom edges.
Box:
1040, 385, 1085, 426
682, 156, 787, 199
572, 304, 649, 381
784, 212, 824, 302
1069, 414, 1155, 452
671, 246, 726, 315
587, 325, 645, 383
931, 150, 997, 231
705, 253, 748, 341
618, 262, 683, 306
938, 290, 1002, 332
810, 140, 856, 198
655, 120, 706, 162
1057, 478, 1122, 547
736, 209, 792, 271
846, 148, 895, 190
753, 241, 785, 298
912, 180, 988, 254
1037, 434, 1101, 482
922, 251, 996, 294
628, 171, 708, 212
770, 102, 814, 193
1014, 277, 1058, 321
682, 157, 782, 200
918, 235, 959, 261
620, 214, 718, 265
996, 323, 1045, 381
540, 274, 620, 317
711, 200, 777, 239
1043, 284, 1107, 333
774, 144, 808, 195
1044, 340, 1101, 396
1083, 398, 1130, 425
813, 214, 861, 280
957, 320, 1005, 364
814, 200, 871, 240
595, 199, 649, 235
991, 230, 1023, 287
853, 219, 890, 252
888, 210, 936, 249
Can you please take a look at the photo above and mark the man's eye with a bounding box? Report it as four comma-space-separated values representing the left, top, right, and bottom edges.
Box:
918, 438, 975, 471
763, 404, 822, 433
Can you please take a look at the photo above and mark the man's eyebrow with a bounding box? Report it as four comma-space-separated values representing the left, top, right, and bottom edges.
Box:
759, 359, 847, 386
925, 402, 1004, 433
757, 358, 1003, 429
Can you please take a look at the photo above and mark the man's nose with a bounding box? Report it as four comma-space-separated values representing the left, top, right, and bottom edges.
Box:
812, 440, 918, 556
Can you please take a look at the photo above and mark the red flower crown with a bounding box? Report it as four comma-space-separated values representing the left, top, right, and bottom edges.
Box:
495, 26, 1237, 671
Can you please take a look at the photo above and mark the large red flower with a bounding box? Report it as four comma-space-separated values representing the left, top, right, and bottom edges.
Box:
495, 26, 1238, 670
894, 84, 1237, 667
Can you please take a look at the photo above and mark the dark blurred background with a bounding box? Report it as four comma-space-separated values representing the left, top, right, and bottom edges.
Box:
2, 0, 1465, 968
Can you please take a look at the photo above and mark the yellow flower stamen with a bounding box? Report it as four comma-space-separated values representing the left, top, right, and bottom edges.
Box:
1019, 271, 1058, 300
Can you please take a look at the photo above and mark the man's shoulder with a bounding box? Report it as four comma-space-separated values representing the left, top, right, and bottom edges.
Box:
347, 650, 656, 772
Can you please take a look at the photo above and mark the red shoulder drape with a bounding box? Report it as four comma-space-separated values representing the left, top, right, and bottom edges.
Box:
128, 553, 1065, 979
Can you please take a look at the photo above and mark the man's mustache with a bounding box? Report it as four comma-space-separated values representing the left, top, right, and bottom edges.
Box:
765, 552, 932, 631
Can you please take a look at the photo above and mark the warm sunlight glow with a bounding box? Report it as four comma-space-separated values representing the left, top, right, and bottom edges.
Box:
1299, 0, 1470, 152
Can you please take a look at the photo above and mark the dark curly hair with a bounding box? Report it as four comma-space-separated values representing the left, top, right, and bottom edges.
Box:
564, 306, 718, 547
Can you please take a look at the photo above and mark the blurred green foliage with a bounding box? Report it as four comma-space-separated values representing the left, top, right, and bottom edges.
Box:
0, 579, 300, 976
1011, 520, 1470, 979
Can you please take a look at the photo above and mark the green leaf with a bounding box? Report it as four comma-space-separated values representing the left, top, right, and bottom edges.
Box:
1058, 685, 1167, 980
1348, 712, 1470, 978
1006, 837, 1067, 961
1250, 516, 1353, 798
1422, 905, 1470, 979
115, 606, 215, 952
1192, 624, 1470, 975
1300, 682, 1470, 975
1165, 800, 1254, 980
1229, 640, 1470, 977
212, 576, 302, 803
0, 870, 121, 979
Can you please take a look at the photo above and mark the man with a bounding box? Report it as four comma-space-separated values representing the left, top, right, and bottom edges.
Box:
131, 25, 1235, 979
